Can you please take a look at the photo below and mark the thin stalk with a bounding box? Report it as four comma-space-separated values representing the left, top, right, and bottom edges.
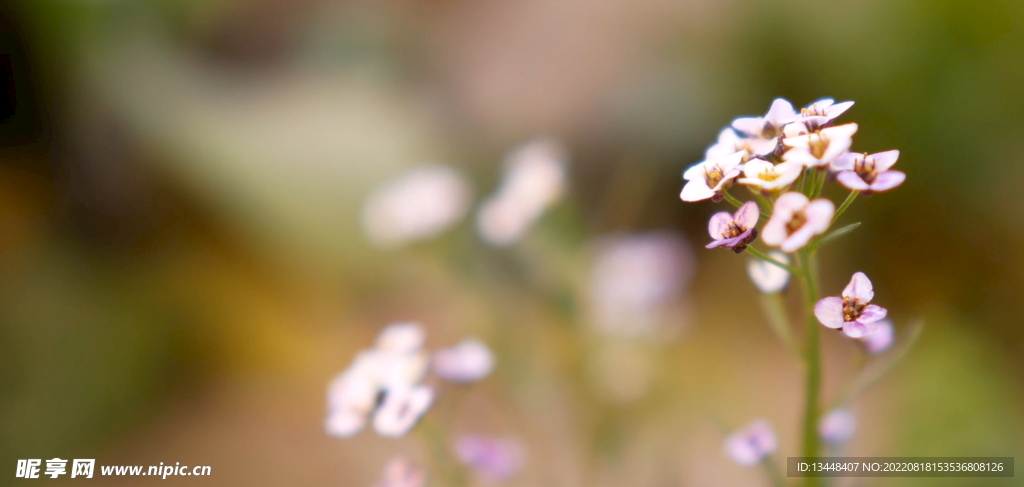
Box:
722, 190, 744, 209
798, 249, 822, 487
797, 168, 810, 194
831, 191, 859, 224
746, 246, 798, 273
753, 192, 773, 220
760, 293, 800, 359
811, 168, 828, 198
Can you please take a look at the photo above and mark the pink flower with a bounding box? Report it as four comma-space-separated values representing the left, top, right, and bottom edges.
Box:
761, 192, 834, 252
858, 318, 894, 354
706, 201, 760, 253
819, 409, 857, 446
455, 435, 524, 483
814, 272, 888, 338
723, 420, 777, 466
833, 150, 905, 193
680, 151, 744, 202
732, 98, 796, 141
787, 98, 855, 129
375, 458, 427, 487
782, 123, 858, 168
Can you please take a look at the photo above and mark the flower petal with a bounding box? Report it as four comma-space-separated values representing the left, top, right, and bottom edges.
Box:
830, 152, 860, 172
746, 252, 791, 294
805, 199, 836, 233
869, 150, 900, 172
680, 179, 715, 202
734, 201, 760, 229
836, 171, 870, 191
707, 211, 734, 239
843, 320, 875, 339
858, 304, 888, 323
859, 319, 894, 354
843, 272, 874, 302
765, 98, 796, 126
869, 171, 906, 192
824, 101, 854, 119
814, 296, 845, 329
732, 117, 764, 136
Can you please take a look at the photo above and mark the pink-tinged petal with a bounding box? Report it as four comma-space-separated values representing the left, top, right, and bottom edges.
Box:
819, 409, 857, 445
858, 304, 888, 323
732, 117, 764, 136
830, 152, 860, 171
708, 211, 734, 240
869, 150, 900, 171
825, 101, 854, 119
747, 137, 779, 156
682, 161, 710, 181
781, 226, 815, 252
781, 147, 819, 166
823, 123, 858, 140
842, 320, 875, 339
836, 171, 870, 191
804, 199, 836, 233
814, 297, 845, 329
775, 192, 810, 213
868, 171, 906, 192
760, 217, 788, 247
782, 121, 810, 138
718, 150, 747, 172
734, 201, 760, 229
680, 179, 715, 202
860, 319, 894, 353
843, 272, 874, 302
720, 228, 756, 249
765, 98, 796, 126
706, 239, 728, 249
822, 140, 853, 164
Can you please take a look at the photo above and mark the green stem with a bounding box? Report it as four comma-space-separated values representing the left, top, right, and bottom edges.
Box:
746, 246, 797, 273
722, 190, 744, 209
753, 192, 773, 220
798, 249, 822, 487
760, 293, 800, 358
831, 191, 859, 224
811, 168, 827, 198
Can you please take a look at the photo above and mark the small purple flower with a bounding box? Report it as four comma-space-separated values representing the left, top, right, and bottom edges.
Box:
706, 201, 759, 253
858, 318, 894, 354
819, 409, 857, 446
455, 435, 524, 483
833, 150, 905, 193
723, 420, 777, 466
814, 272, 888, 338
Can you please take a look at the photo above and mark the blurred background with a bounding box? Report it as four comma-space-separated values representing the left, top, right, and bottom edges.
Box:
0, 0, 1022, 485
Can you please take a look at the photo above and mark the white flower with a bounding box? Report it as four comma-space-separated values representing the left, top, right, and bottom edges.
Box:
788, 98, 855, 129
782, 123, 858, 168
680, 151, 745, 202
706, 128, 776, 160
761, 192, 835, 252
732, 98, 796, 141
587, 231, 695, 338
433, 339, 495, 384
724, 420, 777, 466
819, 409, 857, 446
746, 251, 791, 293
377, 322, 427, 355
814, 272, 888, 338
737, 159, 804, 193
476, 138, 568, 246
373, 385, 435, 437
832, 150, 905, 193
362, 165, 472, 248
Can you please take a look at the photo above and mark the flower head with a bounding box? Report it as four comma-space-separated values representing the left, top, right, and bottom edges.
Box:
455, 435, 524, 483
746, 251, 791, 294
362, 165, 472, 248
732, 98, 796, 141
738, 159, 803, 193
819, 409, 857, 446
783, 123, 858, 168
761, 192, 834, 252
814, 272, 888, 338
706, 201, 759, 253
373, 385, 435, 438
787, 98, 855, 129
724, 420, 777, 466
375, 458, 427, 487
833, 150, 905, 193
433, 339, 495, 384
680, 151, 744, 202
858, 318, 894, 354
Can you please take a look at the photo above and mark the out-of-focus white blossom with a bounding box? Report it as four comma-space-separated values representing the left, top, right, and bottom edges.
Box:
377, 322, 427, 354
731, 98, 796, 155
787, 98, 855, 129
738, 159, 803, 193
362, 165, 472, 248
762, 192, 835, 252
724, 420, 777, 466
373, 385, 435, 438
455, 435, 524, 483
680, 151, 744, 202
476, 138, 568, 246
432, 339, 495, 384
858, 318, 895, 354
819, 409, 857, 446
783, 123, 858, 168
746, 251, 791, 294
587, 231, 695, 338
374, 458, 427, 487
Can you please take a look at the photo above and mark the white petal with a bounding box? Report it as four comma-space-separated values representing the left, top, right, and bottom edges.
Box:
836, 171, 870, 191
805, 199, 836, 233
372, 386, 435, 437
870, 150, 900, 172
325, 410, 368, 438
831, 152, 860, 171
747, 251, 791, 293
708, 211, 734, 239
682, 160, 712, 181
765, 98, 796, 126
731, 117, 764, 136
432, 339, 495, 383
824, 101, 854, 120
814, 297, 845, 329
377, 323, 426, 354
734, 201, 760, 229
843, 272, 874, 302
680, 179, 715, 202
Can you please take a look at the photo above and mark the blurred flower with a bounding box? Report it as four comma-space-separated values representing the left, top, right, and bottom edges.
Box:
833, 150, 905, 193
746, 251, 791, 294
706, 201, 759, 253
326, 323, 431, 438
680, 151, 745, 202
815, 272, 888, 338
723, 420, 777, 466
587, 231, 695, 338
374, 458, 427, 487
455, 435, 524, 483
433, 339, 495, 384
761, 192, 835, 252
782, 123, 858, 168
787, 98, 855, 130
858, 318, 895, 354
738, 159, 803, 194
373, 385, 435, 438
476, 138, 568, 246
819, 409, 857, 446
362, 165, 472, 248
705, 128, 750, 161
733, 98, 794, 143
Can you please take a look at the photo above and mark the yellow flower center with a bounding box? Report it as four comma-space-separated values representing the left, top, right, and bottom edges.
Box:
842, 296, 866, 322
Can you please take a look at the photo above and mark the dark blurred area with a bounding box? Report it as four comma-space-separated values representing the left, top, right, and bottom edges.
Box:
0, 1, 1022, 486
